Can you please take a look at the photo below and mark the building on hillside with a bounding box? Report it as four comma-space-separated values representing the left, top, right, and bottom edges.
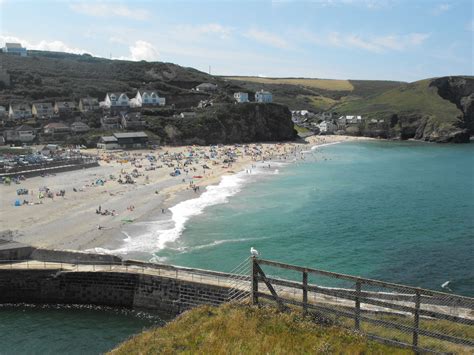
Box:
32, 102, 54, 119
97, 132, 149, 150
234, 92, 249, 103
70, 121, 90, 133
97, 136, 119, 150
78, 97, 100, 112
255, 90, 272, 103
134, 90, 166, 107
317, 121, 336, 134
100, 115, 120, 129
121, 112, 146, 129
180, 112, 197, 118
4, 125, 36, 143
43, 122, 70, 135
104, 93, 130, 108
54, 101, 76, 117
2, 43, 27, 56
8, 103, 32, 120
194, 83, 217, 92
346, 115, 362, 124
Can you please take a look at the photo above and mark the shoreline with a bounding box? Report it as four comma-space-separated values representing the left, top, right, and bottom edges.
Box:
0, 135, 374, 256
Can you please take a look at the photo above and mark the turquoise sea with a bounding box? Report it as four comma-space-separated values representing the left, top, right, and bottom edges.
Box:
1, 140, 473, 353
154, 140, 474, 296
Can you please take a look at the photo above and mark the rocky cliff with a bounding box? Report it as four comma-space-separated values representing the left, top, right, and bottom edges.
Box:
335, 76, 473, 143
146, 103, 297, 145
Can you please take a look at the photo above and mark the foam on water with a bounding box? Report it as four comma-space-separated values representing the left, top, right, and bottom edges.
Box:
92, 170, 259, 255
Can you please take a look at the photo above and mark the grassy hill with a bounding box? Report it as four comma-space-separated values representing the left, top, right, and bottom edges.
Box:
110, 304, 408, 354
0, 51, 242, 108
223, 76, 404, 112
334, 79, 461, 123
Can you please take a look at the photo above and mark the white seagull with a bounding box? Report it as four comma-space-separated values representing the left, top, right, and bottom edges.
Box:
250, 247, 260, 257
441, 281, 452, 292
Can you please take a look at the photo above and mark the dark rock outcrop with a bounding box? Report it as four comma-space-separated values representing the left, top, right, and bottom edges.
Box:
430, 76, 474, 134
147, 103, 297, 145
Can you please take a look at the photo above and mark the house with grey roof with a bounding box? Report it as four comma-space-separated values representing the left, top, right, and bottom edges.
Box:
8, 103, 32, 120
32, 102, 54, 119
97, 132, 148, 150
2, 43, 27, 56
79, 97, 100, 112
104, 93, 130, 108
54, 101, 77, 117
134, 89, 165, 107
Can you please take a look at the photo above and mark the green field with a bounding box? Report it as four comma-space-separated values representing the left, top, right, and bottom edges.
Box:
226, 76, 354, 91
333, 79, 462, 126
110, 304, 409, 354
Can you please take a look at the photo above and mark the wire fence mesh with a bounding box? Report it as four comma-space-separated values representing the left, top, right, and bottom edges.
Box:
253, 258, 474, 354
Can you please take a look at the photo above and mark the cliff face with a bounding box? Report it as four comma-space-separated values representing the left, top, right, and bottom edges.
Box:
147, 103, 297, 145
430, 76, 474, 134
337, 76, 473, 143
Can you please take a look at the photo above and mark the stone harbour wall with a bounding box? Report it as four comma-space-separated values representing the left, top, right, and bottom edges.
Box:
0, 269, 231, 315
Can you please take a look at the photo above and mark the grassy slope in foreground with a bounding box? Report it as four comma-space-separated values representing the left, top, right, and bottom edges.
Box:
334, 79, 462, 127
110, 304, 408, 354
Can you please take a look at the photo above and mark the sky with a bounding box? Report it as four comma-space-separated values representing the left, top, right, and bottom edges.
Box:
1, 0, 473, 81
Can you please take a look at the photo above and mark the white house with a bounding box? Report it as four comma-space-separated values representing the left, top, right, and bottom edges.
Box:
255, 90, 272, 103
104, 93, 130, 108
135, 90, 165, 107
317, 121, 336, 134
234, 92, 249, 103
3, 43, 27, 56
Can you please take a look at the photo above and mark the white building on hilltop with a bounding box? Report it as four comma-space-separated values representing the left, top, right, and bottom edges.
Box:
255, 90, 272, 103
234, 92, 249, 103
2, 43, 27, 56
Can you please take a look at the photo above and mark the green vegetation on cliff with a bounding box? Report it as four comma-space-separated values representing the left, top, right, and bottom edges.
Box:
110, 304, 407, 354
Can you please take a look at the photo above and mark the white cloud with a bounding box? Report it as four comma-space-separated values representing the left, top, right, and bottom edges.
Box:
245, 29, 289, 49
0, 35, 89, 54
70, 3, 149, 21
117, 40, 160, 61
297, 30, 429, 53
432, 3, 451, 15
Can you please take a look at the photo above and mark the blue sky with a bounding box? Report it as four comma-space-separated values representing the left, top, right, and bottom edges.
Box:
1, 0, 473, 81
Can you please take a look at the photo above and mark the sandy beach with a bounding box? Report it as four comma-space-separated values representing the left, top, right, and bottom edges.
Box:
0, 135, 373, 254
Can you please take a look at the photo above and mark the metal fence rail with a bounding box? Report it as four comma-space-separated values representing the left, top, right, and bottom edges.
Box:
252, 257, 474, 354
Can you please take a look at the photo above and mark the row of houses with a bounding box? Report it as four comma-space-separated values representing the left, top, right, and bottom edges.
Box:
233, 90, 273, 103
1, 89, 166, 121
2, 121, 91, 144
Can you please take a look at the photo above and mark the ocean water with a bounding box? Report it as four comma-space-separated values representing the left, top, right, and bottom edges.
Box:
2, 141, 473, 354
151, 141, 474, 296
0, 304, 163, 354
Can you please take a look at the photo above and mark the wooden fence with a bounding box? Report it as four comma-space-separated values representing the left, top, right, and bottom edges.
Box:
251, 257, 474, 354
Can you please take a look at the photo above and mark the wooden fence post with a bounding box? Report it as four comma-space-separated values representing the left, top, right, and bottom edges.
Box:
355, 279, 361, 330
251, 257, 259, 305
413, 288, 421, 349
302, 270, 308, 315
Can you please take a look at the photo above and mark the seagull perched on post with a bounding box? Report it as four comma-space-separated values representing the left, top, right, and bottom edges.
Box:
250, 247, 259, 257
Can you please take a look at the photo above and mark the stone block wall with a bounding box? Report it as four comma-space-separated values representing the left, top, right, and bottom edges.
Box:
0, 269, 232, 315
